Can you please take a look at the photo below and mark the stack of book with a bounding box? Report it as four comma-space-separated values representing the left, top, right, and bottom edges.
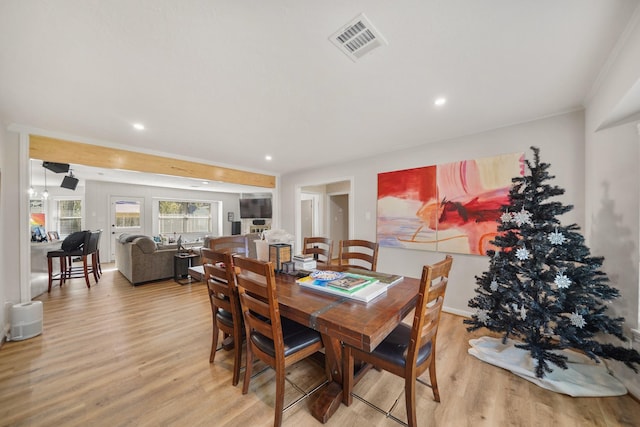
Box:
293, 254, 316, 270
296, 272, 388, 303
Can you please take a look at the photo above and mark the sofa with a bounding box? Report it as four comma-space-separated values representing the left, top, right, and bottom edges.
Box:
115, 234, 203, 285
115, 233, 264, 285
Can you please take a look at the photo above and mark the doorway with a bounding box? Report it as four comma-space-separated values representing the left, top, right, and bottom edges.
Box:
297, 179, 352, 261
329, 194, 349, 249
109, 196, 144, 261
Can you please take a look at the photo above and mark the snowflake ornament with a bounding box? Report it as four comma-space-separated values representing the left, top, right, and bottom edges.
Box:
512, 208, 533, 227
570, 311, 586, 328
516, 247, 530, 261
476, 309, 490, 324
500, 211, 513, 224
490, 279, 499, 292
548, 228, 566, 245
555, 273, 571, 289
519, 306, 527, 321
510, 304, 527, 320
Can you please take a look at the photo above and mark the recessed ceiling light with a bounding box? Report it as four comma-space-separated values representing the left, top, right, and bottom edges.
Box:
133, 123, 145, 130
265, 155, 272, 161
434, 97, 447, 107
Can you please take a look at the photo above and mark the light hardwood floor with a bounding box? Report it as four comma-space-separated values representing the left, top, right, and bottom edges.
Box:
1, 265, 639, 427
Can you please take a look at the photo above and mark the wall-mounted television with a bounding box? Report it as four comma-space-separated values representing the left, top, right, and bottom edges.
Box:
239, 198, 272, 219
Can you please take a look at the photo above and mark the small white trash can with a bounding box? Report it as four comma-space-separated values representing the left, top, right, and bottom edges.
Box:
10, 301, 43, 341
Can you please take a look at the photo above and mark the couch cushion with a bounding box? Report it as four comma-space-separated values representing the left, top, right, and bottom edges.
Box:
135, 237, 157, 254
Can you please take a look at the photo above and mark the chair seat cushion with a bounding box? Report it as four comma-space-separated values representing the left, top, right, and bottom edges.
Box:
47, 249, 66, 258
251, 318, 321, 358
371, 323, 432, 368
216, 309, 234, 327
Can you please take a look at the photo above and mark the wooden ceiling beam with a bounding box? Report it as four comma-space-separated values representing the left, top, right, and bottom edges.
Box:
29, 134, 276, 189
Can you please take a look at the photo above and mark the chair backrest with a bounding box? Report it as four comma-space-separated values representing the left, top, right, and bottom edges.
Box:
61, 230, 90, 253
338, 239, 379, 271
200, 247, 216, 265
406, 255, 453, 369
83, 230, 102, 255
302, 237, 333, 265
202, 250, 239, 321
232, 255, 283, 363
208, 235, 249, 256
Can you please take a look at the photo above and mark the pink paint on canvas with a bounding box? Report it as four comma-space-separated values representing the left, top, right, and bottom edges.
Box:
377, 152, 524, 255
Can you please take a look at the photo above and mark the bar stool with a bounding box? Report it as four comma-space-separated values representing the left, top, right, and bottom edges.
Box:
63, 230, 101, 287
47, 231, 91, 292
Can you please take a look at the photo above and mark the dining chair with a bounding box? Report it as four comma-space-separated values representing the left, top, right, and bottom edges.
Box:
302, 236, 334, 266
338, 239, 379, 271
233, 255, 326, 427
202, 248, 244, 386
342, 255, 453, 427
208, 235, 249, 256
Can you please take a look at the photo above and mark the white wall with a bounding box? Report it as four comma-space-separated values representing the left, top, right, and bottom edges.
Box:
1, 129, 23, 341
585, 13, 640, 397
84, 180, 243, 262
0, 123, 6, 340
281, 111, 586, 316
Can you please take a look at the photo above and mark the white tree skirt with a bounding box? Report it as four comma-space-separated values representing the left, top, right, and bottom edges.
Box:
468, 336, 627, 397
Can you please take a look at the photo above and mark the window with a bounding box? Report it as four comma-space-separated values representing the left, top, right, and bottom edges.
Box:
114, 200, 142, 228
57, 199, 82, 237
158, 201, 213, 234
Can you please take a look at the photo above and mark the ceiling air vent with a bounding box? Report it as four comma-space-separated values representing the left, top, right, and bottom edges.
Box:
330, 13, 387, 61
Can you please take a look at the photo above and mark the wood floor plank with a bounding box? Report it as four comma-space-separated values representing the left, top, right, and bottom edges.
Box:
0, 265, 639, 426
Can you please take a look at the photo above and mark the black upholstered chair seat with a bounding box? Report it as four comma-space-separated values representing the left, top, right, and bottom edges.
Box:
47, 249, 65, 258
215, 309, 234, 327
250, 318, 321, 358
371, 323, 432, 368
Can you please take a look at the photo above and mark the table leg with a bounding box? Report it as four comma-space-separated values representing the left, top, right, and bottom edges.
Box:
311, 334, 344, 423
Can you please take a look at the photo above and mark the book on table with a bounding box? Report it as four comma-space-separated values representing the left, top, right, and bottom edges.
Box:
296, 272, 388, 303
293, 254, 314, 262
294, 260, 317, 270
341, 268, 404, 286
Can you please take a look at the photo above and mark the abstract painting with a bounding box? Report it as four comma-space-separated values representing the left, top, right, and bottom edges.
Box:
377, 152, 524, 255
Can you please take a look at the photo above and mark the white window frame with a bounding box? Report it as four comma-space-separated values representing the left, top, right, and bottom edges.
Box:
52, 196, 85, 238
153, 198, 222, 236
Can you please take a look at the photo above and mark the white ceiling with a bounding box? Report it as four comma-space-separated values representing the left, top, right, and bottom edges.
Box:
2, 1, 639, 184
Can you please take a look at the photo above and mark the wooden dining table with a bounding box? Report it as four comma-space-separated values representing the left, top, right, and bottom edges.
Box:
273, 269, 421, 423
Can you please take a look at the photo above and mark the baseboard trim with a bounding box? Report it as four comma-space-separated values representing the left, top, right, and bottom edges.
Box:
443, 306, 472, 318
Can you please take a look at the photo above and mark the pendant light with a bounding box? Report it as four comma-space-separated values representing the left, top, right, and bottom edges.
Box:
42, 167, 49, 200
28, 160, 36, 197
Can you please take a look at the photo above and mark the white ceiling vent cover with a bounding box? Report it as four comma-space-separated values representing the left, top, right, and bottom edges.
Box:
330, 13, 388, 61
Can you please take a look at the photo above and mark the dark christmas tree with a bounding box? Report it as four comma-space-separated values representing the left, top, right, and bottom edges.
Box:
465, 146, 640, 378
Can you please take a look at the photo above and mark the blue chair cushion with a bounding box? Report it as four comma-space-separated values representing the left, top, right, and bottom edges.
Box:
370, 323, 432, 368
250, 317, 321, 358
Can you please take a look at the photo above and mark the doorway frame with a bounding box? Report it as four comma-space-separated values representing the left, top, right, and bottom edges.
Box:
294, 177, 354, 255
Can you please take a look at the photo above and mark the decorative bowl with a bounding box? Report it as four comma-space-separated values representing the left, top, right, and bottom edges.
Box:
310, 270, 345, 281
